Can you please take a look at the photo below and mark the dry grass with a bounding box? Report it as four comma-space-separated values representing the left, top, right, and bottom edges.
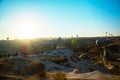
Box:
38, 71, 47, 78
110, 64, 120, 75
111, 78, 120, 80
47, 72, 67, 80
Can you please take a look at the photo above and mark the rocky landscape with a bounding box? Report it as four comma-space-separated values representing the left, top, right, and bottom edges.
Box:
0, 48, 120, 80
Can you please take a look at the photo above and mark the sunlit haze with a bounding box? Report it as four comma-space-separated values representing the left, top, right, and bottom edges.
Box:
0, 0, 120, 39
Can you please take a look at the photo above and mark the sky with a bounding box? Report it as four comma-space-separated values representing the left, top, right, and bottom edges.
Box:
0, 0, 120, 39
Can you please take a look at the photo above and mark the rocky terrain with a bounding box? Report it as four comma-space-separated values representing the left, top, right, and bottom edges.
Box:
0, 49, 120, 80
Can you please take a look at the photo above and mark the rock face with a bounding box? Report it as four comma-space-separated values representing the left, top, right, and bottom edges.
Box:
66, 71, 120, 80
39, 49, 110, 73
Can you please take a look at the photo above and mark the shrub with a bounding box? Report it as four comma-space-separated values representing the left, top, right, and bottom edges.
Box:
26, 62, 45, 75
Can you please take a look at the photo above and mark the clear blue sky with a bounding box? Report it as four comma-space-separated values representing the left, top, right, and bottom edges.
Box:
0, 0, 120, 39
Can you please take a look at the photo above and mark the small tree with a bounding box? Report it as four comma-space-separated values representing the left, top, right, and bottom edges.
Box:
71, 38, 78, 47
6, 37, 9, 40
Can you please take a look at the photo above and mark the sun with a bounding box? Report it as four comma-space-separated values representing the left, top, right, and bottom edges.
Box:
7, 9, 46, 39
18, 26, 37, 39
13, 11, 42, 39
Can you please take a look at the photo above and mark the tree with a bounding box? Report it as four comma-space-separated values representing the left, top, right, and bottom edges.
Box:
7, 37, 9, 40
71, 38, 78, 47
